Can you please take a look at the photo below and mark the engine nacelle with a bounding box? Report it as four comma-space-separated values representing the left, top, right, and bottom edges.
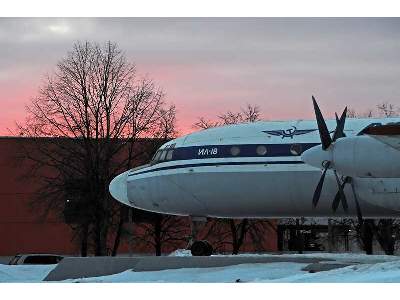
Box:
302, 135, 400, 178
333, 136, 400, 178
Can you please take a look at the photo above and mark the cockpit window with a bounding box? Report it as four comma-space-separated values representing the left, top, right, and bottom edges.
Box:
166, 149, 174, 160
151, 144, 176, 164
160, 149, 168, 161
153, 150, 162, 162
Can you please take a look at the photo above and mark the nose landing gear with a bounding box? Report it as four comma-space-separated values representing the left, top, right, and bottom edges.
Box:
188, 216, 214, 256
190, 240, 213, 256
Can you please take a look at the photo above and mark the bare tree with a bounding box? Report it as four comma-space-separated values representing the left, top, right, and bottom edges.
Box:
132, 214, 189, 256
17, 41, 177, 256
200, 218, 275, 254
192, 117, 220, 130
377, 102, 398, 117
193, 104, 263, 130
349, 101, 399, 119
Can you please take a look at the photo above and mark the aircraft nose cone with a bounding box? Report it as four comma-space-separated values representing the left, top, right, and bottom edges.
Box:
301, 145, 332, 169
109, 170, 129, 206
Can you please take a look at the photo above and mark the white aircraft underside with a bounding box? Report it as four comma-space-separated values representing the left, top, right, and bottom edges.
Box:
110, 117, 400, 219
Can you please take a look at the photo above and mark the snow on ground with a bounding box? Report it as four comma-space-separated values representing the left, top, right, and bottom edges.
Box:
168, 249, 192, 257
3, 253, 400, 283
0, 264, 56, 282
65, 259, 400, 283
65, 262, 309, 283
271, 260, 400, 283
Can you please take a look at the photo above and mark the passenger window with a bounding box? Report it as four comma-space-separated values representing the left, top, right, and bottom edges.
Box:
290, 144, 303, 155
256, 145, 267, 156
230, 146, 240, 156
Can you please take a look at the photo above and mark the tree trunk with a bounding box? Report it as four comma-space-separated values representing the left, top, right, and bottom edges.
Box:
361, 220, 374, 255
111, 214, 125, 256
277, 226, 284, 251
296, 219, 303, 254
154, 216, 162, 256
231, 219, 249, 255
375, 219, 395, 255
94, 220, 103, 256
236, 219, 248, 253
94, 219, 108, 256
80, 222, 89, 257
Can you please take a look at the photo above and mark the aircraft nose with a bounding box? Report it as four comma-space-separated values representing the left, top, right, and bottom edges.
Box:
301, 145, 332, 169
109, 170, 129, 206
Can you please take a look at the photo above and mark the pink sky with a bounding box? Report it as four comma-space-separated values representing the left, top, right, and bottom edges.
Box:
1, 18, 399, 136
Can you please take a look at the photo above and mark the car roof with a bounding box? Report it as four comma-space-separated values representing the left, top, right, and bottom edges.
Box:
14, 253, 64, 257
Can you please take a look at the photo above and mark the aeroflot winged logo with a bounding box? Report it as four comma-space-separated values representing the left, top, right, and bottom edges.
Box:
262, 126, 316, 139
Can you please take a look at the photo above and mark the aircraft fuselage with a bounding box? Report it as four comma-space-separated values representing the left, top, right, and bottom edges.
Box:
110, 118, 400, 219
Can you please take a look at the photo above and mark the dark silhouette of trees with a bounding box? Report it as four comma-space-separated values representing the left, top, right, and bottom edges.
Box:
193, 104, 262, 130
17, 40, 176, 256
200, 218, 275, 254
132, 214, 189, 256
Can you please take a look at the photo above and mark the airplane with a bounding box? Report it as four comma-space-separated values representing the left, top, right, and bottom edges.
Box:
109, 97, 400, 255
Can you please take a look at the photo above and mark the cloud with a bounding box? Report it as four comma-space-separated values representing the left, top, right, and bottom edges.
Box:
0, 18, 399, 135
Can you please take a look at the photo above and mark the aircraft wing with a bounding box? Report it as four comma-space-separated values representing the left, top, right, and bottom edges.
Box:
363, 124, 400, 151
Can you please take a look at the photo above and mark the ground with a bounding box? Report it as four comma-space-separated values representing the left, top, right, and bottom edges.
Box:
2, 252, 400, 283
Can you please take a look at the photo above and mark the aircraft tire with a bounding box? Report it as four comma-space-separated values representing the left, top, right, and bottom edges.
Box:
190, 240, 213, 256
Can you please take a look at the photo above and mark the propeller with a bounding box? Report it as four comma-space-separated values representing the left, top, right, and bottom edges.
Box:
310, 96, 348, 212
307, 96, 364, 224
312, 96, 366, 224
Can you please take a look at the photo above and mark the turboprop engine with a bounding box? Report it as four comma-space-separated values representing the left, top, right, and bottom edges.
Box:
301, 135, 400, 178
301, 97, 400, 220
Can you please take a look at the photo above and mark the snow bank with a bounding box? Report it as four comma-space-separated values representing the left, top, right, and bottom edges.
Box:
265, 260, 400, 283
168, 249, 192, 257
0, 264, 56, 282
3, 253, 400, 283
66, 259, 400, 283
65, 262, 309, 283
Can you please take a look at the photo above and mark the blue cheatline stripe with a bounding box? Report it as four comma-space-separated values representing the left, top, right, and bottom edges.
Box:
171, 143, 320, 161
128, 160, 305, 177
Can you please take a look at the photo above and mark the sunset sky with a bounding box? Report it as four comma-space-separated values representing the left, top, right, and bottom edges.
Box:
0, 18, 399, 136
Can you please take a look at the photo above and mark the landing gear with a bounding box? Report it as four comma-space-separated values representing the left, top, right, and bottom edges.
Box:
190, 240, 213, 256
187, 216, 214, 256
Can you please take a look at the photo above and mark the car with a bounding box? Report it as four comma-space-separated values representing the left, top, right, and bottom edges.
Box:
8, 254, 64, 265
304, 242, 325, 251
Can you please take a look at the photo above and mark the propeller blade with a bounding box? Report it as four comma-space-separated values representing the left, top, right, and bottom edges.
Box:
312, 161, 331, 208
332, 107, 347, 141
312, 96, 333, 150
350, 179, 363, 225
332, 172, 348, 212
332, 190, 341, 212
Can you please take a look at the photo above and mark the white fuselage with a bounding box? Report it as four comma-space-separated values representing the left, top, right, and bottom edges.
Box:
110, 118, 400, 219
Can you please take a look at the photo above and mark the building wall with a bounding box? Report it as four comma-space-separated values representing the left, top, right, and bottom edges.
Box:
0, 137, 277, 256
0, 138, 79, 255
